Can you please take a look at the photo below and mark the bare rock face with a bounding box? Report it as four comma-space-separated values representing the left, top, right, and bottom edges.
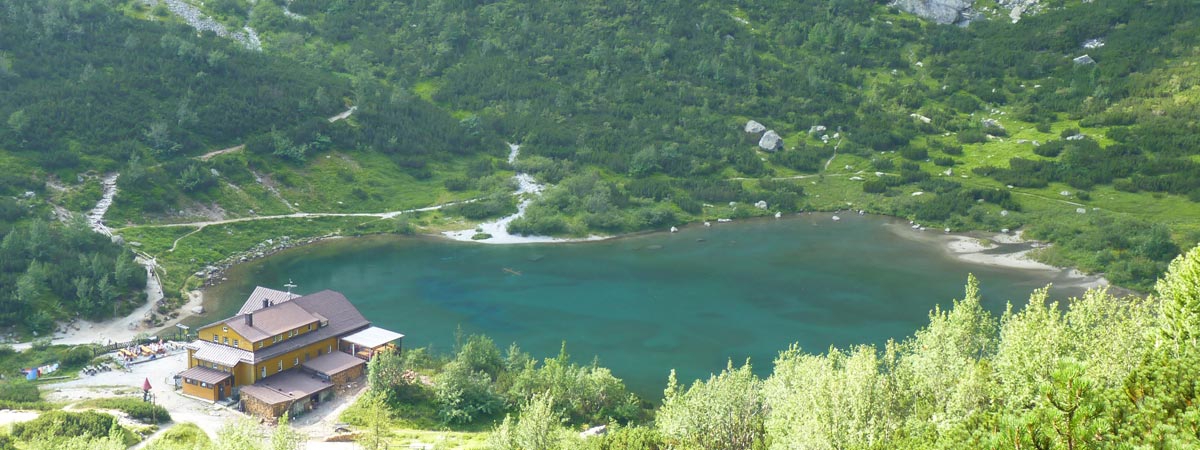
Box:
744, 120, 766, 134
892, 0, 974, 25
758, 130, 783, 152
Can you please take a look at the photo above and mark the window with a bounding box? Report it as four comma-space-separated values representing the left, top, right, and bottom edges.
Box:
201, 382, 208, 388
222, 326, 228, 332
293, 357, 299, 367
327, 344, 332, 354
260, 367, 266, 379
223, 337, 229, 345
277, 360, 282, 372
257, 342, 262, 349
233, 339, 239, 347
308, 324, 314, 331
212, 334, 219, 343
273, 335, 281, 343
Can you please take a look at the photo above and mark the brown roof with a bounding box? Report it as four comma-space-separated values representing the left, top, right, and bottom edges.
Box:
226, 301, 317, 342
302, 351, 365, 376
178, 366, 232, 384
240, 370, 332, 405
237, 286, 301, 315
191, 290, 371, 365
250, 290, 370, 363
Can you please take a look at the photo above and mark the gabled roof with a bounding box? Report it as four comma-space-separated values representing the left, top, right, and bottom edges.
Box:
227, 301, 317, 342
191, 289, 374, 364
237, 286, 301, 315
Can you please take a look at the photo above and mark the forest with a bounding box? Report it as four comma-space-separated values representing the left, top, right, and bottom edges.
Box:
139, 0, 1200, 287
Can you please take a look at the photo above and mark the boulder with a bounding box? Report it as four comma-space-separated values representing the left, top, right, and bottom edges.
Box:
754, 200, 768, 210
808, 125, 826, 135
981, 118, 1005, 131
744, 120, 766, 134
1073, 54, 1095, 65
893, 0, 974, 25
758, 130, 783, 152
191, 306, 205, 315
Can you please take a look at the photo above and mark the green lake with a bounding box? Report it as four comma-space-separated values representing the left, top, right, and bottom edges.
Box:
198, 214, 1098, 397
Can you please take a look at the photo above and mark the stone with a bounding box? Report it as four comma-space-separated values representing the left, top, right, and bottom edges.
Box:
893, 0, 974, 25
111, 235, 125, 245
981, 118, 1005, 131
670, 226, 679, 233
808, 125, 827, 135
1083, 38, 1105, 49
754, 200, 768, 209
912, 191, 924, 196
744, 120, 766, 134
1060, 190, 1071, 196
1000, 210, 1009, 216
849, 176, 864, 181
832, 216, 840, 221
1065, 134, 1085, 141
581, 425, 607, 438
758, 130, 783, 152
1001, 228, 1010, 233
191, 306, 205, 314
910, 113, 932, 124
775, 211, 782, 218
1073, 54, 1096, 65
1076, 208, 1087, 214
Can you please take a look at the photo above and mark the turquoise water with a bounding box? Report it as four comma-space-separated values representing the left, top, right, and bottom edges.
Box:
198, 214, 1094, 397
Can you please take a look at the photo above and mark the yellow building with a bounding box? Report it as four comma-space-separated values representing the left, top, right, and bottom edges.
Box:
180, 287, 403, 418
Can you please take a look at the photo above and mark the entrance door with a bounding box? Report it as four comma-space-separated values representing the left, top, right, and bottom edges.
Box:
218, 383, 225, 399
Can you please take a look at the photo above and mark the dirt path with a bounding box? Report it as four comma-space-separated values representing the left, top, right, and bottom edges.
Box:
198, 144, 244, 161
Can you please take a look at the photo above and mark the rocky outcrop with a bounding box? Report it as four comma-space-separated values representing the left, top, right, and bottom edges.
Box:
758, 130, 783, 152
892, 0, 975, 25
744, 120, 766, 134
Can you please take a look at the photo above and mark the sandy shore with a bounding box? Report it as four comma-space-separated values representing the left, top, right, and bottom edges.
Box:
888, 223, 1109, 290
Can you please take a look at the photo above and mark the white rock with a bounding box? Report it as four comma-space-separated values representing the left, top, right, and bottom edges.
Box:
717, 218, 732, 223
775, 211, 782, 218
1000, 210, 1009, 216
758, 130, 783, 152
910, 113, 932, 123
191, 306, 205, 314
849, 176, 864, 181
1073, 54, 1096, 65
832, 216, 840, 221
809, 125, 826, 134
704, 221, 711, 227
754, 200, 768, 209
1076, 208, 1087, 214
744, 120, 766, 134
912, 191, 924, 196
1060, 191, 1071, 196
670, 226, 679, 233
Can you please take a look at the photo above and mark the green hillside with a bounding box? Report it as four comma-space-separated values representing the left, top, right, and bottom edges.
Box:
2, 0, 1200, 331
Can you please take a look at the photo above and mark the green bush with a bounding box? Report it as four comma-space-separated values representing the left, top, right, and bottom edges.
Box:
0, 380, 40, 403
11, 411, 131, 443
83, 398, 172, 424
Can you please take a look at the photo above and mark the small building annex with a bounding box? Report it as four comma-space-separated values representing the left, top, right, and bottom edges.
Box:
180, 287, 403, 418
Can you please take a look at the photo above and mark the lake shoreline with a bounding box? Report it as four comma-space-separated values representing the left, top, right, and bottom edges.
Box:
15, 211, 1118, 349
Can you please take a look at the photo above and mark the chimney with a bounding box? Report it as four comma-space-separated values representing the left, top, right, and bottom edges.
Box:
262, 298, 269, 310
246, 312, 253, 327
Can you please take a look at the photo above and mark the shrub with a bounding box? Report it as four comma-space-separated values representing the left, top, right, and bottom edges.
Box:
0, 380, 40, 403
1033, 141, 1064, 157
83, 398, 172, 424
900, 147, 928, 161
63, 346, 95, 366
934, 157, 956, 167
11, 411, 129, 443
